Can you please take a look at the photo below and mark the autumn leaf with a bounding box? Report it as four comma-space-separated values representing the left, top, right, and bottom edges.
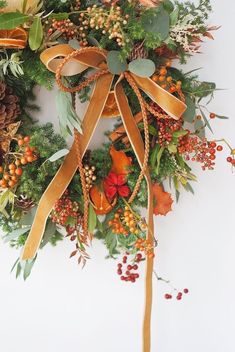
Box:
152, 183, 173, 216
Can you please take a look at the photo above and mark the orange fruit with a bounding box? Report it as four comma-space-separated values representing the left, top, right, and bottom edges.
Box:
0, 27, 27, 49
102, 91, 120, 119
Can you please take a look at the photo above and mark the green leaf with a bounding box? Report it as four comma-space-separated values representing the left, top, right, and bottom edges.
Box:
29, 16, 43, 51
40, 221, 57, 248
129, 58, 155, 78
0, 12, 29, 29
87, 36, 100, 47
47, 148, 69, 162
167, 143, 177, 153
3, 226, 30, 243
199, 107, 213, 133
105, 231, 117, 256
170, 7, 179, 26
215, 114, 229, 120
49, 13, 69, 20
172, 130, 188, 138
19, 207, 37, 226
88, 204, 97, 233
150, 144, 160, 168
163, 0, 174, 13
56, 89, 82, 136
23, 257, 37, 280
107, 51, 127, 75
16, 262, 22, 279
68, 39, 80, 50
156, 146, 165, 174
142, 8, 170, 40
183, 96, 196, 123
194, 119, 205, 139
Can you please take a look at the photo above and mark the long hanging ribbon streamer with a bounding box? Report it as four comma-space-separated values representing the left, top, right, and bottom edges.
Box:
22, 44, 186, 352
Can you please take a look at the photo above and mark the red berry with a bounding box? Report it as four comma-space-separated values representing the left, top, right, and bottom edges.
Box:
133, 264, 138, 270
117, 270, 122, 275
121, 276, 125, 281
210, 141, 216, 148
127, 265, 132, 270
217, 145, 223, 151
227, 157, 232, 163
210, 113, 216, 119
164, 294, 172, 300
183, 288, 189, 294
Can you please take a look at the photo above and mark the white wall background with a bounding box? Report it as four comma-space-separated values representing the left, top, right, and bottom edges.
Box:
0, 1, 235, 351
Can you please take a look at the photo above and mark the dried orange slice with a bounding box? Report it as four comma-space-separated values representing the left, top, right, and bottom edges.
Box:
102, 91, 120, 119
0, 27, 28, 49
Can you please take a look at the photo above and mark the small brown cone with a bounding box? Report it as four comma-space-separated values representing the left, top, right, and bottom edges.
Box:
0, 81, 21, 129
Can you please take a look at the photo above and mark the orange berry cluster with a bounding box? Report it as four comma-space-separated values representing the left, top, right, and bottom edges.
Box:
152, 63, 182, 94
0, 136, 37, 189
108, 206, 142, 236
134, 238, 155, 259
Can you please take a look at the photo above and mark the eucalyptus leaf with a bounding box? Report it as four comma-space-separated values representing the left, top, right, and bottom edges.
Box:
3, 226, 30, 243
47, 148, 69, 162
107, 51, 127, 75
87, 36, 100, 47
69, 39, 80, 50
183, 96, 196, 123
23, 257, 37, 280
88, 204, 97, 233
129, 59, 155, 78
29, 17, 43, 51
49, 13, 69, 20
199, 107, 213, 133
40, 221, 57, 248
56, 89, 82, 136
19, 207, 37, 226
194, 119, 205, 139
142, 8, 170, 39
0, 12, 29, 29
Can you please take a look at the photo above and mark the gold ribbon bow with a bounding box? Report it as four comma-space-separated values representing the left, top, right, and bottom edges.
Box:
21, 44, 186, 352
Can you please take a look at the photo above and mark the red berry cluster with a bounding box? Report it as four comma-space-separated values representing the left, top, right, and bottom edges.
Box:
226, 149, 235, 167
157, 118, 183, 147
51, 191, 80, 226
117, 252, 143, 283
179, 137, 223, 170
47, 19, 78, 40
165, 288, 189, 301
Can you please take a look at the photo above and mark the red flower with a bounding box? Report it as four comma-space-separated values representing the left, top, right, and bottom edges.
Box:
103, 172, 130, 200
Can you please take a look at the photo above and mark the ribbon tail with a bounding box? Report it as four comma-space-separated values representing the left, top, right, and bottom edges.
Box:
114, 77, 154, 352
21, 73, 114, 260
130, 73, 186, 120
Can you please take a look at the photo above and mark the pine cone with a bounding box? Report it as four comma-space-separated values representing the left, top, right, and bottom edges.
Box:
129, 42, 148, 61
0, 81, 21, 129
155, 45, 177, 59
16, 195, 35, 211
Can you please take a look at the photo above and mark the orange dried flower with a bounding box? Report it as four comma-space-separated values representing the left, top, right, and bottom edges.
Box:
152, 183, 173, 216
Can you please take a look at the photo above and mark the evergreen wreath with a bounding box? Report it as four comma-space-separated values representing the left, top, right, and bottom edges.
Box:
0, 0, 234, 313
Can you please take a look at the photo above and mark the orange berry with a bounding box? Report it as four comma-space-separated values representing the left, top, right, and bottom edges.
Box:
11, 175, 18, 182
8, 163, 16, 170
166, 76, 172, 82
161, 84, 167, 89
3, 173, 10, 181
9, 169, 15, 176
18, 139, 24, 146
15, 160, 21, 166
165, 60, 171, 67
158, 75, 165, 82
159, 68, 167, 75
152, 75, 159, 82
8, 180, 15, 188
148, 252, 155, 259
26, 156, 34, 163
0, 179, 6, 186
169, 86, 176, 93
0, 166, 3, 173
20, 157, 27, 165
15, 168, 23, 176
23, 136, 30, 143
